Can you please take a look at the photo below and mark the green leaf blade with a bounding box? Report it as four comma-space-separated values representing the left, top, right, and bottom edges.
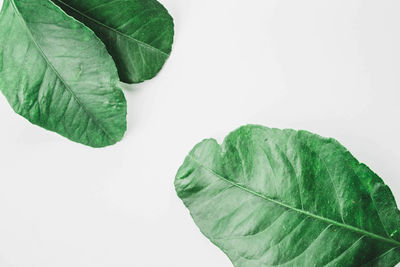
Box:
175, 125, 400, 266
0, 0, 127, 147
52, 0, 174, 84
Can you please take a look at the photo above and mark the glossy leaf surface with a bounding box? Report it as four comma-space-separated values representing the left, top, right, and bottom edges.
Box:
175, 125, 400, 266
52, 0, 174, 84
0, 0, 127, 147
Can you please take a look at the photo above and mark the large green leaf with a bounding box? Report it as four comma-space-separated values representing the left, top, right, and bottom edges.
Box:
52, 0, 174, 84
0, 0, 127, 148
175, 125, 400, 266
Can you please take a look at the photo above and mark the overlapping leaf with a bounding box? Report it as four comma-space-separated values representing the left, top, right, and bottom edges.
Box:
52, 0, 174, 84
0, 0, 127, 147
175, 125, 400, 266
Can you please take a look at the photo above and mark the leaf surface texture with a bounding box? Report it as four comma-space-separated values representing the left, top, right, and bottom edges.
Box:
52, 0, 174, 83
175, 125, 400, 266
0, 0, 127, 147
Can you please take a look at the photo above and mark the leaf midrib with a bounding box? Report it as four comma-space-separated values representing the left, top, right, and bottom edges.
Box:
187, 154, 400, 247
54, 0, 170, 57
10, 0, 116, 144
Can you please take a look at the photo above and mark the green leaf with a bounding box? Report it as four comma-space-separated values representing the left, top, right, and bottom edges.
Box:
0, 0, 127, 148
175, 125, 400, 266
52, 0, 174, 84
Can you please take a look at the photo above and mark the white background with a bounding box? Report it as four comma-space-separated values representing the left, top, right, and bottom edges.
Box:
1, 0, 400, 266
